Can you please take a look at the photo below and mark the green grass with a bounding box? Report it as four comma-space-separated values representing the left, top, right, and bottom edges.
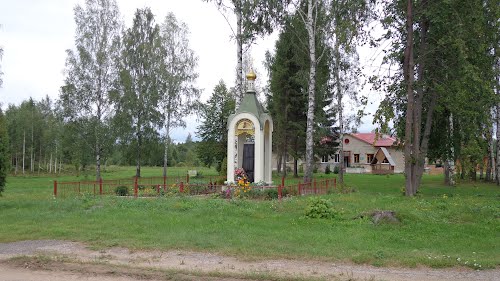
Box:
1, 166, 499, 270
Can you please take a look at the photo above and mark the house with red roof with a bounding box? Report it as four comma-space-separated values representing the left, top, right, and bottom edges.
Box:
273, 132, 405, 174
316, 133, 404, 174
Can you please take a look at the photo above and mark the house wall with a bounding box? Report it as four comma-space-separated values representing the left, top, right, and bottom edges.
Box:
386, 147, 405, 173
341, 135, 377, 172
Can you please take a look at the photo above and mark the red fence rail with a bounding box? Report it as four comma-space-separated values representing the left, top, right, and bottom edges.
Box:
53, 176, 337, 199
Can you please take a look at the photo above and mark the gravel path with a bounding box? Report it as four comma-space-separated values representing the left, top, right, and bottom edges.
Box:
0, 240, 498, 281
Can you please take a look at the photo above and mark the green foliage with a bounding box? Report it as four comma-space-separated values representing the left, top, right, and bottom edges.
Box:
196, 81, 234, 170
304, 198, 336, 219
325, 165, 331, 174
114, 185, 129, 196
220, 157, 228, 176
60, 0, 121, 181
333, 165, 340, 174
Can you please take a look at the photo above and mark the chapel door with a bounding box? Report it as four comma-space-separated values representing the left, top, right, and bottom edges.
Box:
243, 144, 255, 182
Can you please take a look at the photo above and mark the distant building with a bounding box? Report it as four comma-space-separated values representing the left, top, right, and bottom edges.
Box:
274, 133, 405, 174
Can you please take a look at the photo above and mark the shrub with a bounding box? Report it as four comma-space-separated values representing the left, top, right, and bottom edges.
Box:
337, 183, 356, 194
299, 165, 304, 174
333, 165, 339, 174
220, 157, 227, 176
313, 165, 318, 173
115, 185, 129, 196
305, 198, 336, 219
325, 165, 331, 174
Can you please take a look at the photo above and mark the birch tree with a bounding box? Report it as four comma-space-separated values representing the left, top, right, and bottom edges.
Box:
61, 0, 121, 181
203, 0, 285, 108
158, 13, 199, 178
117, 8, 161, 178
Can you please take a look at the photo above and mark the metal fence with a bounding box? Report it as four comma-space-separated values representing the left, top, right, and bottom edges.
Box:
53, 176, 337, 200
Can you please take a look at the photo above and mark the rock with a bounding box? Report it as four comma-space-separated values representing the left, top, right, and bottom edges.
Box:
371, 210, 399, 224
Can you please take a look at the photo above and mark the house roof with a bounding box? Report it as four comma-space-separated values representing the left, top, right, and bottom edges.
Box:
370, 147, 396, 166
349, 133, 397, 147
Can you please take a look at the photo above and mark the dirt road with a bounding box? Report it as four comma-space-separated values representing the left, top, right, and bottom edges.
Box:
0, 240, 498, 281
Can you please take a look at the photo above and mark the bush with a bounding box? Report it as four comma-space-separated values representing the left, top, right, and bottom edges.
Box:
325, 165, 331, 174
115, 185, 129, 196
220, 157, 227, 176
305, 198, 336, 219
299, 165, 304, 174
333, 165, 339, 174
313, 165, 318, 173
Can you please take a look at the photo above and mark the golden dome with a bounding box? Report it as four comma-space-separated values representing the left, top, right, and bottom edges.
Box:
246, 69, 257, 81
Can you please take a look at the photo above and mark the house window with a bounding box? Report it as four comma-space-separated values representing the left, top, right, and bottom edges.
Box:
344, 138, 350, 144
334, 154, 340, 163
321, 155, 329, 163
382, 157, 389, 163
354, 154, 360, 163
367, 154, 374, 163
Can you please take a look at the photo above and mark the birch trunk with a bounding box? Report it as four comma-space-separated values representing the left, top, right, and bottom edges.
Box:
303, 0, 317, 183
403, 0, 415, 196
496, 103, 500, 185
447, 114, 456, 186
335, 42, 344, 184
235, 2, 243, 109
163, 112, 171, 178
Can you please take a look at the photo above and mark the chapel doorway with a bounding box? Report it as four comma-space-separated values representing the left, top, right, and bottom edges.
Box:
243, 143, 255, 182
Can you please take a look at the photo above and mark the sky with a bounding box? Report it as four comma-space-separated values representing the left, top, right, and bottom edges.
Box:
0, 0, 384, 142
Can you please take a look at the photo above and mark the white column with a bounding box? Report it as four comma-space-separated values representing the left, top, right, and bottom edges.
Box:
266, 125, 273, 183
227, 128, 235, 184
254, 128, 264, 182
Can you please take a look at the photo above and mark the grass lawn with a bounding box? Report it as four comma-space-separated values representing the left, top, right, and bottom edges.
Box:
0, 166, 499, 269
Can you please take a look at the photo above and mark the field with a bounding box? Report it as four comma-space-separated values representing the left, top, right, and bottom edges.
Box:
0, 166, 499, 270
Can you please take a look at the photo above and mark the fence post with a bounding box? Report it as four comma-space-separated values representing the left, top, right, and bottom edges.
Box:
78, 182, 81, 193
163, 176, 166, 192
53, 181, 57, 197
134, 176, 138, 198
298, 183, 302, 196
314, 179, 317, 194
180, 182, 184, 193
334, 177, 337, 189
99, 177, 103, 195
186, 173, 189, 184
326, 179, 329, 193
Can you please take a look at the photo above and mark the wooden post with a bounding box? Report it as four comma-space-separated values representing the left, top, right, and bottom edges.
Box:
99, 177, 103, 195
163, 176, 166, 192
180, 182, 184, 193
186, 173, 189, 184
334, 177, 337, 189
53, 181, 57, 197
298, 183, 302, 196
314, 179, 317, 194
134, 176, 138, 198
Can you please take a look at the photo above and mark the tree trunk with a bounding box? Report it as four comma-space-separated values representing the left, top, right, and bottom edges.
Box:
31, 109, 34, 173
22, 130, 26, 175
486, 123, 493, 181
96, 104, 102, 182
496, 103, 500, 185
293, 158, 298, 177
49, 153, 52, 174
303, 0, 317, 184
235, 2, 243, 109
447, 114, 456, 186
277, 152, 282, 174
163, 113, 171, 178
444, 160, 450, 184
136, 131, 142, 178
335, 42, 344, 184
403, 0, 415, 196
